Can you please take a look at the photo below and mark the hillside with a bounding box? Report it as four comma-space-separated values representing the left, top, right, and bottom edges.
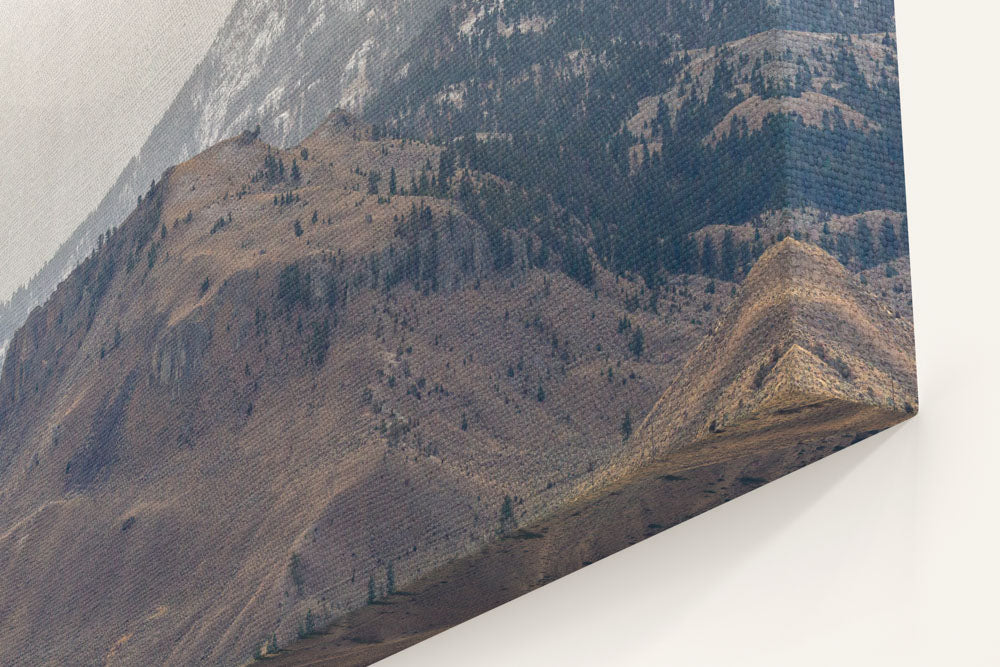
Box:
262, 240, 917, 667
0, 112, 736, 666
0, 0, 900, 354
626, 238, 916, 466
0, 1, 915, 665
0, 112, 914, 663
368, 2, 904, 285
0, 0, 452, 355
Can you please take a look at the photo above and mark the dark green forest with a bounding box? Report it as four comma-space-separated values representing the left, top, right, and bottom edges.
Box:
366, 0, 905, 287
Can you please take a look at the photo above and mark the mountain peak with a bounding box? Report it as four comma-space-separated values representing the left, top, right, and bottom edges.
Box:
630, 238, 916, 469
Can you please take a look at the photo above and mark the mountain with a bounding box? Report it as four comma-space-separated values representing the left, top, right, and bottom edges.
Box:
0, 111, 734, 666
0, 0, 900, 351
261, 240, 917, 667
0, 118, 914, 664
364, 0, 903, 287
628, 237, 916, 465
0, 0, 451, 357
0, 0, 914, 665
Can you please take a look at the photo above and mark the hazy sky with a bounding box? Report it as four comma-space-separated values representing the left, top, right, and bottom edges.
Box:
0, 0, 236, 302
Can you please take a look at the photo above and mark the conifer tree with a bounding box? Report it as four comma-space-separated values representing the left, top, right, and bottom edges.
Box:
720, 229, 736, 280
629, 326, 645, 359
880, 218, 898, 260
500, 495, 515, 531
438, 148, 456, 192
621, 409, 633, 440
856, 219, 874, 268
701, 235, 716, 277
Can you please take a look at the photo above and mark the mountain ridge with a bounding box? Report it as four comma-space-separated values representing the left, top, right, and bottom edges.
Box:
260, 240, 916, 667
0, 112, 729, 665
0, 0, 899, 352
0, 1, 914, 664
0, 115, 913, 662
0, 0, 450, 352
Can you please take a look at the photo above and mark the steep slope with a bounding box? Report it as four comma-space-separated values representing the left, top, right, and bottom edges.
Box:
365, 0, 903, 285
264, 240, 917, 666
0, 2, 914, 664
628, 30, 897, 141
0, 0, 902, 368
0, 113, 729, 666
0, 0, 450, 355
626, 237, 916, 473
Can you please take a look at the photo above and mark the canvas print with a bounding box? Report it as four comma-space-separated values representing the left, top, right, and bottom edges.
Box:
0, 0, 916, 664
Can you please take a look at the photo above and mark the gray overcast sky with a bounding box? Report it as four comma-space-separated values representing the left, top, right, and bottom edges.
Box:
0, 0, 236, 302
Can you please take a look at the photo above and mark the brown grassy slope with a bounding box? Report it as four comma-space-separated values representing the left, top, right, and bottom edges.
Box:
0, 113, 725, 666
267, 432, 855, 667
266, 239, 917, 666
0, 111, 915, 666
623, 238, 916, 475
704, 91, 879, 146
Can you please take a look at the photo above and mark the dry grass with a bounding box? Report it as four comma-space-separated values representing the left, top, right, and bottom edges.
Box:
0, 113, 724, 666
0, 114, 914, 667
704, 91, 879, 146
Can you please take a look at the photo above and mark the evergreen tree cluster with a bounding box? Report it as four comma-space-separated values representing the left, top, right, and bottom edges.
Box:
364, 0, 904, 287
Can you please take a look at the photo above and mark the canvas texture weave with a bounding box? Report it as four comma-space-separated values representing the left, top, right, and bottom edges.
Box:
0, 1, 915, 664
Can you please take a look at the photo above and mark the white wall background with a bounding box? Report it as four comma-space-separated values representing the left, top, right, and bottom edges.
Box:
381, 2, 1000, 664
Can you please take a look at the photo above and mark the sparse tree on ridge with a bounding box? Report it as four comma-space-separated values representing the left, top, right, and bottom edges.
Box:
499, 495, 516, 532
856, 219, 875, 268
880, 218, 898, 260
621, 409, 633, 440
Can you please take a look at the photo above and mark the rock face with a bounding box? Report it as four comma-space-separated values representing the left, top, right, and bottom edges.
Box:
152, 318, 212, 395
